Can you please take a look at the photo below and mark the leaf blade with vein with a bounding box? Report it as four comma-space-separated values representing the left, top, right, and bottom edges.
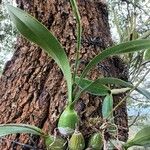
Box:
76, 77, 150, 99
0, 124, 45, 137
7, 5, 72, 103
102, 94, 113, 119
75, 76, 111, 96
124, 126, 150, 149
80, 40, 150, 80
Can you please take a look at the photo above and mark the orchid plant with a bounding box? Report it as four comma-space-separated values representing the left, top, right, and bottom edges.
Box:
0, 0, 150, 149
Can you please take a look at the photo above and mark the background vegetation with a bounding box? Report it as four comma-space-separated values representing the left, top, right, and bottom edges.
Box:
108, 0, 150, 136
0, 0, 17, 73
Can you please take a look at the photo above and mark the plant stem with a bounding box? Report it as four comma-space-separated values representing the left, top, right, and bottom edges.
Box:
70, 90, 81, 108
70, 0, 82, 86
67, 102, 75, 110
71, 77, 98, 107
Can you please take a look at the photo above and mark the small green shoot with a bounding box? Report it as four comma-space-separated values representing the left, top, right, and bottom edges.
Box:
102, 94, 113, 119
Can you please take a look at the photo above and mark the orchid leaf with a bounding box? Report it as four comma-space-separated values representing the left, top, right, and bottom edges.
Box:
7, 5, 72, 103
76, 77, 150, 99
0, 124, 45, 137
80, 39, 150, 80
102, 94, 113, 119
144, 48, 150, 60
75, 76, 111, 96
78, 77, 150, 99
95, 77, 150, 99
124, 126, 150, 149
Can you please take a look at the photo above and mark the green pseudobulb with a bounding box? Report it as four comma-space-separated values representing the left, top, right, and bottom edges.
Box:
58, 106, 79, 136
68, 130, 85, 150
45, 135, 66, 150
88, 132, 103, 150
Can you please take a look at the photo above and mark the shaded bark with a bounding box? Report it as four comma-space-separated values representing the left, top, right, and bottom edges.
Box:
0, 0, 128, 149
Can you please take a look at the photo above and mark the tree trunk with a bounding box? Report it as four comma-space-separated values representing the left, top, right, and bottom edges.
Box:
0, 0, 128, 149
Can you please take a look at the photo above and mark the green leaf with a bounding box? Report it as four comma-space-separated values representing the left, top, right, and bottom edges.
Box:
0, 124, 45, 137
80, 39, 150, 80
96, 77, 150, 99
102, 94, 113, 119
78, 77, 150, 99
136, 87, 150, 99
124, 126, 150, 149
95, 77, 150, 99
75, 76, 111, 96
7, 5, 72, 103
93, 77, 133, 88
144, 49, 150, 60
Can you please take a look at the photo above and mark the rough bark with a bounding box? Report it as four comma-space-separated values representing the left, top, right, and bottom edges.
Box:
0, 0, 128, 149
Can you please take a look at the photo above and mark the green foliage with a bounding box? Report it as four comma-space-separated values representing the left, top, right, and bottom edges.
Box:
80, 39, 150, 80
108, 1, 150, 138
123, 126, 150, 149
76, 77, 150, 99
144, 49, 150, 60
0, 124, 44, 137
75, 76, 111, 96
102, 94, 113, 119
6, 5, 150, 105
7, 5, 72, 103
4, 1, 150, 149
0, 124, 67, 149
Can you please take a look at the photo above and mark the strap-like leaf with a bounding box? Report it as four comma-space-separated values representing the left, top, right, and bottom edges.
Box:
93, 77, 133, 88
76, 77, 150, 99
0, 124, 45, 137
80, 39, 150, 80
136, 87, 150, 99
144, 49, 150, 60
7, 5, 72, 103
95, 77, 150, 99
124, 126, 150, 149
75, 77, 111, 96
102, 94, 113, 119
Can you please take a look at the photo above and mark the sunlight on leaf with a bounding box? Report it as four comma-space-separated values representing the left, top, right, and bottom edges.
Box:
0, 124, 45, 137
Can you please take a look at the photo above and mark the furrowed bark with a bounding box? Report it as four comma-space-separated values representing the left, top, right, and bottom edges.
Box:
0, 0, 128, 149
